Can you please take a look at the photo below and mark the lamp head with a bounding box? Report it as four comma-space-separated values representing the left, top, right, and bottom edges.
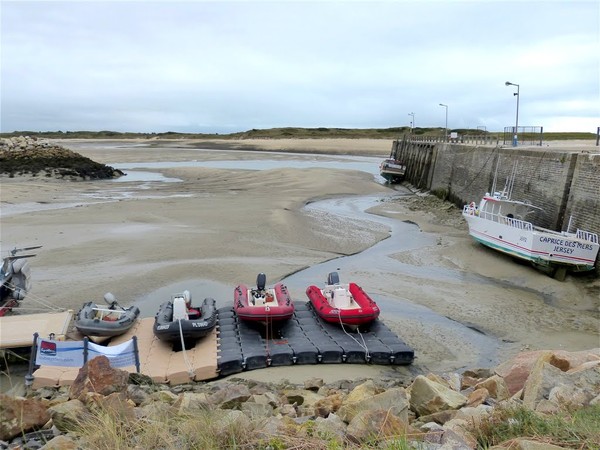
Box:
505, 81, 511, 86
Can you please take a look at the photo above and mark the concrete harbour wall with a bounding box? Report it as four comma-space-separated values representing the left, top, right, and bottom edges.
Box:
391, 140, 600, 272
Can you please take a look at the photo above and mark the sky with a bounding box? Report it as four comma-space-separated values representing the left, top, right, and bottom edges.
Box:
1, 0, 598, 134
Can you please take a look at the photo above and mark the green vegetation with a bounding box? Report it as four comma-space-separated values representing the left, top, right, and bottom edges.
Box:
1, 128, 596, 141
472, 404, 600, 449
52, 400, 600, 449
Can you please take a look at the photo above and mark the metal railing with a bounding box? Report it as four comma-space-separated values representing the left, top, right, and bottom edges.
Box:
463, 205, 533, 231
410, 134, 499, 145
576, 229, 599, 244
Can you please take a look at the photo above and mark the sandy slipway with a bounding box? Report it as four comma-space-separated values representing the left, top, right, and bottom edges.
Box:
0, 138, 598, 382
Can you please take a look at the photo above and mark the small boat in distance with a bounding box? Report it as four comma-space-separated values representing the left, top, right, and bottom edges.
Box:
153, 290, 217, 343
0, 246, 41, 316
306, 271, 380, 328
379, 158, 406, 183
74, 293, 141, 337
234, 273, 295, 323
462, 164, 599, 280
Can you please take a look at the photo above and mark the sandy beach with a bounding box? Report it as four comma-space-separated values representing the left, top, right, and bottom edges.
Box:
1, 138, 598, 383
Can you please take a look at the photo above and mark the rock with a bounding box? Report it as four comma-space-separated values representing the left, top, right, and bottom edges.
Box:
151, 390, 179, 404
0, 394, 50, 441
39, 434, 79, 449
303, 377, 324, 391
522, 357, 600, 411
314, 392, 343, 418
313, 413, 346, 442
338, 387, 409, 424
461, 374, 482, 390
441, 419, 478, 449
208, 384, 251, 409
408, 375, 468, 417
241, 401, 273, 419
48, 399, 88, 433
346, 409, 408, 444
474, 375, 510, 401
495, 349, 600, 396
84, 391, 136, 422
69, 356, 129, 401
466, 387, 489, 407
489, 438, 570, 449
176, 392, 209, 414
283, 388, 324, 407
0, 137, 124, 179
416, 409, 458, 425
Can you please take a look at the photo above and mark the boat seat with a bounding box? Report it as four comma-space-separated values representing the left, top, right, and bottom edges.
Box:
172, 296, 189, 320
331, 288, 352, 309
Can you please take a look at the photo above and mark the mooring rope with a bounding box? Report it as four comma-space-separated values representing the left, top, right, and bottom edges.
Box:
336, 308, 370, 361
177, 318, 195, 379
3, 281, 64, 312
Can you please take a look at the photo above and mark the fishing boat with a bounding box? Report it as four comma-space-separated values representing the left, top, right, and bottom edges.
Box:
74, 293, 141, 337
234, 273, 295, 323
462, 164, 599, 280
153, 290, 217, 342
306, 271, 380, 328
0, 246, 41, 316
379, 158, 406, 183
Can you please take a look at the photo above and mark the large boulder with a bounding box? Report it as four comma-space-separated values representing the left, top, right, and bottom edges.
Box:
522, 357, 600, 411
408, 375, 467, 417
337, 387, 409, 424
69, 356, 129, 401
0, 394, 50, 441
495, 349, 600, 396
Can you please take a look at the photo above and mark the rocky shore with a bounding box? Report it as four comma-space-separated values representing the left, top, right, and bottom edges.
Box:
1, 348, 598, 449
0, 137, 123, 180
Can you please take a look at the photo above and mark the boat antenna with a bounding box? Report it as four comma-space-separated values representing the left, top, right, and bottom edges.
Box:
508, 161, 518, 199
491, 159, 499, 194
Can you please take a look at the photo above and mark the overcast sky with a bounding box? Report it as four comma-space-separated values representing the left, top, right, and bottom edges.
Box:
1, 0, 598, 134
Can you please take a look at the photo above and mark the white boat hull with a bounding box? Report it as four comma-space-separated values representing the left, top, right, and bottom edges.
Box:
463, 211, 599, 272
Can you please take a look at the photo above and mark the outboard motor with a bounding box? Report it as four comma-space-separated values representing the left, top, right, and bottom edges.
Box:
327, 271, 340, 286
256, 273, 266, 291
104, 292, 118, 309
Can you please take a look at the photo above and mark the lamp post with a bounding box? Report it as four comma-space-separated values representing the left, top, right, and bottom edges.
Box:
439, 103, 448, 141
408, 112, 415, 132
505, 81, 520, 146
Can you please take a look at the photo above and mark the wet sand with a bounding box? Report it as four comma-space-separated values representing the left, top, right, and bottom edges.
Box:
1, 138, 598, 382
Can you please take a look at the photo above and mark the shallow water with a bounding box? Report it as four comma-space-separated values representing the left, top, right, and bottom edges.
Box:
134, 192, 503, 369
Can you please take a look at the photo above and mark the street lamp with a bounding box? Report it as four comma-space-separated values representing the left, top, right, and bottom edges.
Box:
408, 112, 415, 131
505, 81, 520, 146
439, 103, 448, 141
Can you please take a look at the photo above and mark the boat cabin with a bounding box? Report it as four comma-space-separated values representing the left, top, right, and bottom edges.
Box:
476, 191, 541, 229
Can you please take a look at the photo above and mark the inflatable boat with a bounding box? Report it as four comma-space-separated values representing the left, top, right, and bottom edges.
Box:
153, 290, 217, 342
74, 293, 141, 337
306, 271, 380, 328
234, 273, 295, 323
0, 246, 41, 316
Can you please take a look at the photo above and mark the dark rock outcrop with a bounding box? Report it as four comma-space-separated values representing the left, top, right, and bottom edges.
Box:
0, 136, 124, 180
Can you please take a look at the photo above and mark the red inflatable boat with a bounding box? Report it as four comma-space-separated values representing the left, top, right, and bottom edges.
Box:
234, 273, 295, 323
306, 271, 380, 328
